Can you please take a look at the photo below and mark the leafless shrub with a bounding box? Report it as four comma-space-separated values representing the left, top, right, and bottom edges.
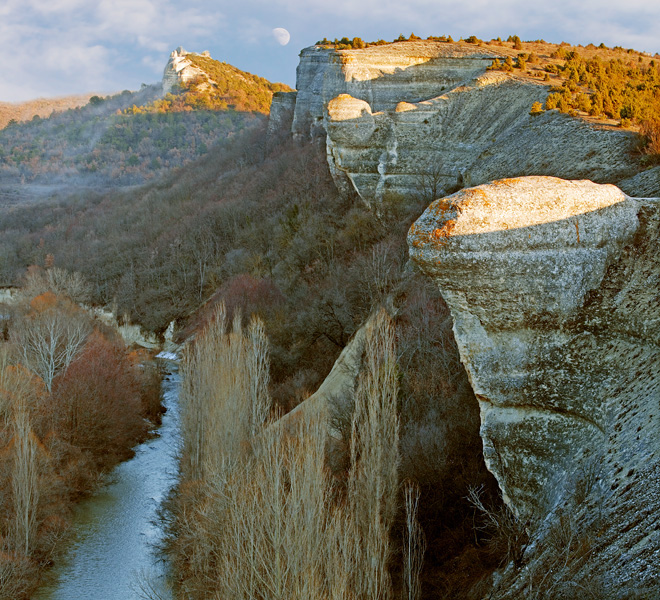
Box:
131, 568, 171, 600
402, 481, 426, 600
640, 119, 660, 162
413, 159, 446, 203
467, 485, 528, 568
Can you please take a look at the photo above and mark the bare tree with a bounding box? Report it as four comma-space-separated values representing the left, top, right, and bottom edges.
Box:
402, 482, 426, 600
174, 307, 402, 600
413, 159, 446, 203
344, 308, 400, 600
11, 297, 91, 393
180, 303, 271, 481
12, 401, 39, 556
20, 266, 92, 305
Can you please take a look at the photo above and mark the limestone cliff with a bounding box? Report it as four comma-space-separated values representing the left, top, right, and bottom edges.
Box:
409, 177, 660, 595
162, 47, 211, 94
291, 42, 502, 141
282, 41, 657, 203
324, 74, 642, 205
267, 91, 297, 138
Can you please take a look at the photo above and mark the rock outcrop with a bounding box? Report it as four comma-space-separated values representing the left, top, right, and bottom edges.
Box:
278, 318, 368, 433
325, 74, 642, 205
162, 47, 209, 94
280, 41, 657, 204
291, 42, 502, 142
409, 177, 660, 594
267, 91, 298, 138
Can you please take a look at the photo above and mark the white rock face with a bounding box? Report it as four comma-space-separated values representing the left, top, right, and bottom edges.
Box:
618, 165, 660, 198
281, 41, 651, 203
291, 42, 501, 141
409, 177, 660, 594
324, 73, 641, 204
162, 47, 206, 94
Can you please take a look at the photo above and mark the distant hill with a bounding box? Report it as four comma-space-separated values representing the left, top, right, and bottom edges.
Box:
159, 47, 292, 113
0, 94, 98, 130
0, 50, 292, 192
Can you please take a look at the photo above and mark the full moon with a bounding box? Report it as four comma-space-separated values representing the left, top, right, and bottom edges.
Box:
272, 28, 291, 46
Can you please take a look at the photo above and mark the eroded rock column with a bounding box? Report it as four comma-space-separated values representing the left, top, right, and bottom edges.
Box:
408, 178, 660, 571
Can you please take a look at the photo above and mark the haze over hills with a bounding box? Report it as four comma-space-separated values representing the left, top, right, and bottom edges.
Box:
0, 94, 99, 130
0, 50, 291, 205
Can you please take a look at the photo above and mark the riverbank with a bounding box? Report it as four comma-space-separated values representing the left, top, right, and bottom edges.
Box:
0, 340, 163, 600
34, 361, 180, 600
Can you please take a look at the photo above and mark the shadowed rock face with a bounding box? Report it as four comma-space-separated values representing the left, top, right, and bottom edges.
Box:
267, 91, 298, 138
409, 177, 660, 592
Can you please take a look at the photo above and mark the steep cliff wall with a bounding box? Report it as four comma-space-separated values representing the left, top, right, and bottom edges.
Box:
267, 91, 298, 138
409, 177, 660, 595
291, 42, 501, 141
284, 41, 656, 203
325, 73, 642, 205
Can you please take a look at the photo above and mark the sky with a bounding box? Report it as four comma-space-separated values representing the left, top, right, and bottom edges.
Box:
2, 0, 660, 102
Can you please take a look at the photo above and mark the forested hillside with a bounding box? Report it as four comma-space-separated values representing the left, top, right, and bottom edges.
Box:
0, 56, 290, 189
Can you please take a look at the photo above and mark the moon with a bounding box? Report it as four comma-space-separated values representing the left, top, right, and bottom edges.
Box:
272, 28, 290, 46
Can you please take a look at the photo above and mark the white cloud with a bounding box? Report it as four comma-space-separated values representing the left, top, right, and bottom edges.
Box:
0, 0, 658, 101
137, 36, 170, 53
0, 0, 227, 100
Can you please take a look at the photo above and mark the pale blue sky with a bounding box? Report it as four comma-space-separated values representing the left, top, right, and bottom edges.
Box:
2, 0, 659, 102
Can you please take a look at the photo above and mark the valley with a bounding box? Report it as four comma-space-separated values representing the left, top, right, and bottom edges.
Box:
0, 32, 659, 600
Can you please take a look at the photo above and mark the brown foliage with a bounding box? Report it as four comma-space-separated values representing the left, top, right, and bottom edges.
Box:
51, 331, 146, 467
640, 119, 660, 162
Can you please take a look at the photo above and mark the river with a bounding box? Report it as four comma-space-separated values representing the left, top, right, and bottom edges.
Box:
34, 361, 180, 600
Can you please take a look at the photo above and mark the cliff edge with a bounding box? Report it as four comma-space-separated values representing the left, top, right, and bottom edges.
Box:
409, 176, 660, 595
280, 41, 657, 203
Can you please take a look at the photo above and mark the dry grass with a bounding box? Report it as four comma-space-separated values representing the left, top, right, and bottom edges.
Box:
172, 307, 404, 600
